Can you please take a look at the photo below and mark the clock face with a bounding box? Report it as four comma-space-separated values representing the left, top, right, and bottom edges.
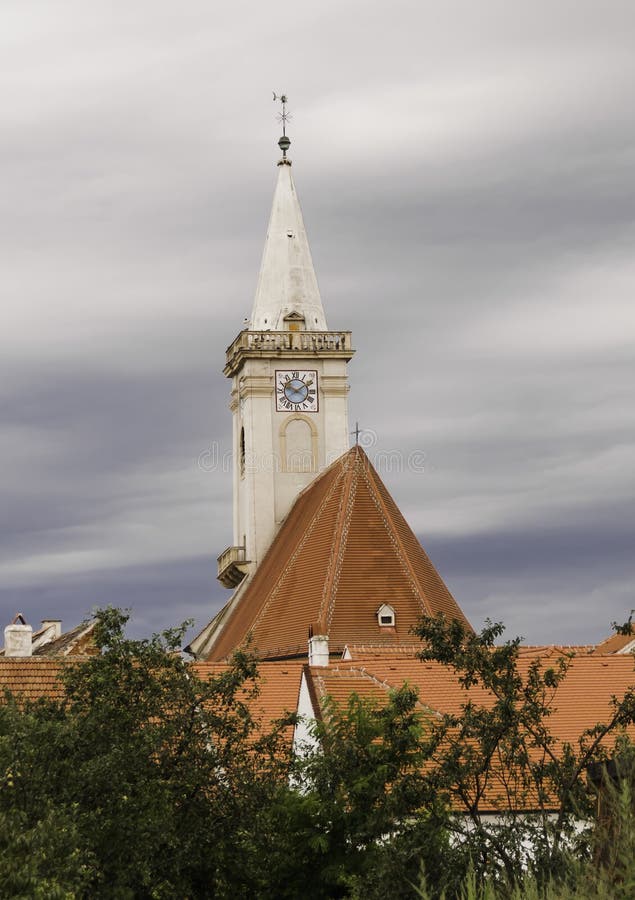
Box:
275, 370, 318, 412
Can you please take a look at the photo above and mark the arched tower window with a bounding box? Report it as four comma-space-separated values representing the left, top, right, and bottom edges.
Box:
239, 426, 245, 478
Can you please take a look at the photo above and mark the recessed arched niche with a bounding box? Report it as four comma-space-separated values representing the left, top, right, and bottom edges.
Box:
279, 414, 317, 473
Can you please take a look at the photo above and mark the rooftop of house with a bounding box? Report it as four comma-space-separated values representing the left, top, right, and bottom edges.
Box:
0, 658, 67, 700
192, 445, 472, 661
593, 630, 635, 655
306, 653, 635, 748
193, 661, 304, 749
2, 642, 634, 811
303, 651, 635, 811
1, 616, 97, 659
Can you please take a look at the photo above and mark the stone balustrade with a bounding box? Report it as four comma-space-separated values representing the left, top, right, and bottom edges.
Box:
224, 330, 354, 375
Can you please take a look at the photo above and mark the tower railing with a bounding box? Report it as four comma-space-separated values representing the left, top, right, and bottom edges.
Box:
224, 330, 354, 375
217, 545, 249, 588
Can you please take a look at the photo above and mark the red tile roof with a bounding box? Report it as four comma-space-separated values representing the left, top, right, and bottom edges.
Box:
0, 658, 302, 751
0, 659, 65, 700
202, 446, 471, 661
594, 631, 635, 655
514, 644, 596, 659
192, 661, 304, 749
342, 643, 428, 660
307, 654, 635, 810
311, 654, 635, 743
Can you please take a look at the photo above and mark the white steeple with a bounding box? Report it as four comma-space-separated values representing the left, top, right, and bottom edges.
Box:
250, 152, 327, 332
216, 101, 353, 590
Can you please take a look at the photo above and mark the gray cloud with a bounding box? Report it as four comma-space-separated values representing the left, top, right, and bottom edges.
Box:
2, 0, 634, 643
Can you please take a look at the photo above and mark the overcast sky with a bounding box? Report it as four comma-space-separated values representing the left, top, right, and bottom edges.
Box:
2, 0, 634, 647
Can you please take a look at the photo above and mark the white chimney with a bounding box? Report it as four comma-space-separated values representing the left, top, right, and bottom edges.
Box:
41, 619, 62, 640
308, 625, 329, 667
4, 614, 33, 658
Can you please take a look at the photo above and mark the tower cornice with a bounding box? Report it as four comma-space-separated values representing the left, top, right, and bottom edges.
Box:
238, 375, 274, 398
224, 329, 354, 378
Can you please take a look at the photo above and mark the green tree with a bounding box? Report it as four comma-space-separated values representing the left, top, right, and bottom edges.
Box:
290, 684, 457, 899
0, 805, 95, 899
0, 608, 294, 899
6, 607, 634, 898
413, 613, 635, 891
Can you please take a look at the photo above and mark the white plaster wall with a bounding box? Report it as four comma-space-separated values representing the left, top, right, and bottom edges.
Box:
232, 352, 351, 567
292, 670, 320, 758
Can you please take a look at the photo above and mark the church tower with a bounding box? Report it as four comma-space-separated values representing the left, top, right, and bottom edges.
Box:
217, 102, 354, 588
189, 104, 471, 661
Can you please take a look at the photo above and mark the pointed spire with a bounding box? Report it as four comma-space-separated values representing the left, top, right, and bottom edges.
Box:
249, 104, 328, 332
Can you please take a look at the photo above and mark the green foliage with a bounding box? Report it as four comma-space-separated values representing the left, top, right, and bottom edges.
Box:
612, 611, 634, 637
413, 613, 635, 891
2, 607, 635, 898
292, 685, 459, 899
588, 746, 635, 897
0, 607, 294, 898
414, 864, 613, 899
0, 805, 95, 898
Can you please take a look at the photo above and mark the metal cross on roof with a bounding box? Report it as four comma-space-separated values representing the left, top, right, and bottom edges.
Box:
351, 422, 361, 445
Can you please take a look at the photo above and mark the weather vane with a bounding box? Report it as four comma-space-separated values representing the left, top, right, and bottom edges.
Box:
273, 92, 291, 134
273, 92, 292, 160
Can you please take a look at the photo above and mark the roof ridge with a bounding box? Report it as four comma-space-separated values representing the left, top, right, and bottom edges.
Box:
359, 460, 427, 610
319, 452, 359, 630
315, 663, 442, 719
294, 445, 358, 502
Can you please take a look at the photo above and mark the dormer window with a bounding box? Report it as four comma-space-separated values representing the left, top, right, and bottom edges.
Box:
283, 311, 306, 333
377, 603, 396, 628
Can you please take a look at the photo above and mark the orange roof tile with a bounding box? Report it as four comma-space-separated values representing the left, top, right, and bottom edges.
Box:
0, 657, 302, 751
201, 446, 471, 661
308, 654, 635, 811
310, 654, 635, 754
0, 659, 65, 700
594, 631, 635, 655
342, 644, 427, 660
515, 645, 595, 659
192, 661, 304, 749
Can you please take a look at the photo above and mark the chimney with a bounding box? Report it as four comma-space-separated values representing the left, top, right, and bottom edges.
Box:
308, 623, 329, 667
41, 619, 62, 640
4, 614, 33, 658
